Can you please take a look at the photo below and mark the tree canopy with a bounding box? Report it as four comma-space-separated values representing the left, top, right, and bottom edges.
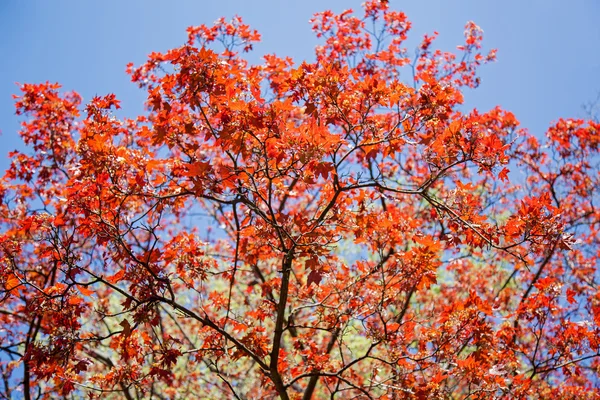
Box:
1, 2, 599, 399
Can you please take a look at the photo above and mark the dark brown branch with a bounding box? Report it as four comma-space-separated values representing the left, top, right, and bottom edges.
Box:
269, 250, 295, 400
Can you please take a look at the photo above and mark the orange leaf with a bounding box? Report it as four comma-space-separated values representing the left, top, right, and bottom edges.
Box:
68, 296, 84, 305
387, 322, 400, 332
107, 269, 126, 284
78, 285, 94, 296
53, 215, 66, 227
5, 274, 21, 292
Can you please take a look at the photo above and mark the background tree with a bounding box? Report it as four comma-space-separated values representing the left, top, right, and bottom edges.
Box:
0, 2, 598, 398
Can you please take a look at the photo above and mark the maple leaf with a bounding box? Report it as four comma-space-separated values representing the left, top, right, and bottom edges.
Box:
106, 270, 125, 284
119, 319, 132, 338
4, 274, 22, 293
498, 167, 510, 182
307, 269, 323, 287
78, 285, 94, 297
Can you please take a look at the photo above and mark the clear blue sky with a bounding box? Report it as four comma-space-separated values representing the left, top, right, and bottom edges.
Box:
1, 0, 599, 171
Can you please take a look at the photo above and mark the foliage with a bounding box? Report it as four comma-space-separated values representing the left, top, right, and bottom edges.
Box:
1, 2, 599, 398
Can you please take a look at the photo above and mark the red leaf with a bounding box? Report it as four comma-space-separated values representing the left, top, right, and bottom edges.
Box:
304, 102, 317, 116
182, 161, 211, 177
498, 167, 510, 182
307, 269, 323, 287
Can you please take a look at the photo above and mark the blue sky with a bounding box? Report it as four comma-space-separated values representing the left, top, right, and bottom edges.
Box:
1, 0, 599, 172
